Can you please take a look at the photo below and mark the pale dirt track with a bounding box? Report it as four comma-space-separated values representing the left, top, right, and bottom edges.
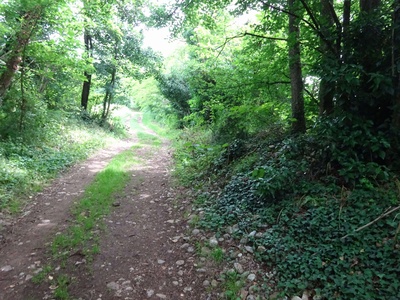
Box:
0, 118, 213, 300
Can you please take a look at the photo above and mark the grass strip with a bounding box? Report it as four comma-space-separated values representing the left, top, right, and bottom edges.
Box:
34, 149, 139, 299
51, 149, 138, 259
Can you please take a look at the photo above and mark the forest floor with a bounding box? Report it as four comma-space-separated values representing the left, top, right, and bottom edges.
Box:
0, 115, 225, 300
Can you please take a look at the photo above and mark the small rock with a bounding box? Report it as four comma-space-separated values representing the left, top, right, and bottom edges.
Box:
234, 263, 244, 274
247, 295, 257, 300
183, 286, 192, 292
244, 246, 254, 254
156, 294, 167, 299
209, 237, 218, 248
248, 231, 256, 237
197, 268, 206, 273
203, 280, 210, 287
157, 259, 165, 265
121, 280, 131, 286
112, 202, 120, 207
172, 281, 179, 286
1, 265, 13, 272
25, 275, 33, 281
291, 297, 302, 300
192, 229, 200, 235
146, 289, 155, 297
187, 246, 195, 253
176, 260, 185, 266
180, 243, 190, 249
211, 279, 218, 287
106, 282, 119, 290
257, 246, 266, 253
247, 273, 256, 281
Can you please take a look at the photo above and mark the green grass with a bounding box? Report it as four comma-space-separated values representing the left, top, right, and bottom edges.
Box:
53, 275, 70, 300
211, 247, 225, 264
223, 271, 245, 300
137, 132, 162, 147
142, 112, 179, 139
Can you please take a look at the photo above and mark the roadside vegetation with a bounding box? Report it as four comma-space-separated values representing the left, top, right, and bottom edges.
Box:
171, 117, 400, 299
0, 111, 124, 213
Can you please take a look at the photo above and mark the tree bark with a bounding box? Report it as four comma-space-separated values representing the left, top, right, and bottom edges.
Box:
102, 67, 116, 121
318, 0, 336, 115
342, 0, 351, 64
81, 29, 93, 110
288, 0, 306, 134
0, 8, 41, 104
392, 0, 400, 131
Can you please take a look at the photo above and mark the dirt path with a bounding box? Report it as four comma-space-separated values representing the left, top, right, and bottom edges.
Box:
0, 118, 211, 300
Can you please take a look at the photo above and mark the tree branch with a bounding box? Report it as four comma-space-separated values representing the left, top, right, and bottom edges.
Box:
341, 205, 400, 240
214, 31, 286, 61
242, 32, 287, 41
261, 1, 338, 56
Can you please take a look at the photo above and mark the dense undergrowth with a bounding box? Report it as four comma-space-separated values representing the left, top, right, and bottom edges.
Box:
0, 109, 126, 213
173, 114, 400, 299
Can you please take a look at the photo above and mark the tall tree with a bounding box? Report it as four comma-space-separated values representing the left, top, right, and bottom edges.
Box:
81, 28, 93, 110
0, 4, 43, 104
392, 0, 400, 131
318, 0, 337, 115
288, 0, 306, 133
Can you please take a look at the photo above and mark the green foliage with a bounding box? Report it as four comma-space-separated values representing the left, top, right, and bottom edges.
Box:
157, 69, 192, 124
211, 104, 283, 143
0, 111, 117, 212
177, 112, 400, 299
309, 114, 391, 186
172, 127, 221, 185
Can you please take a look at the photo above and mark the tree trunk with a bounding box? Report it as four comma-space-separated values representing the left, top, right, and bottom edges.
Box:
0, 8, 41, 104
81, 29, 93, 110
318, 0, 336, 115
342, 0, 351, 63
392, 0, 400, 131
288, 0, 306, 134
102, 67, 116, 121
